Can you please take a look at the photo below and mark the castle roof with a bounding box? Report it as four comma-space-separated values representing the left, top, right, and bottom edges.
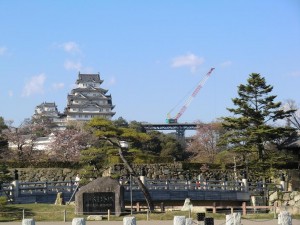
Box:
36, 102, 57, 108
76, 73, 103, 84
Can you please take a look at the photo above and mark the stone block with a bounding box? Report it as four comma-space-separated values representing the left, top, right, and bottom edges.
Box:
226, 214, 232, 225
283, 193, 290, 201
72, 218, 86, 225
75, 177, 124, 216
87, 215, 103, 220
22, 219, 35, 225
174, 216, 186, 225
185, 218, 193, 225
269, 191, 278, 203
294, 193, 300, 202
54, 192, 64, 205
278, 211, 292, 225
181, 198, 193, 211
123, 216, 136, 225
226, 213, 241, 225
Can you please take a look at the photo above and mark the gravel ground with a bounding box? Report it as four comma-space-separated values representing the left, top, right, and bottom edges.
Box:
2, 219, 300, 225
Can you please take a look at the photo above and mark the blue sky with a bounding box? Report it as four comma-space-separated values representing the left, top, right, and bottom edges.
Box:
0, 1, 299, 127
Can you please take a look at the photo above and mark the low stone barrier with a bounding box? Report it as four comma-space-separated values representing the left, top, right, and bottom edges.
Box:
225, 213, 241, 225
173, 216, 186, 225
278, 211, 292, 225
72, 218, 86, 225
22, 219, 35, 225
185, 218, 193, 225
123, 217, 136, 225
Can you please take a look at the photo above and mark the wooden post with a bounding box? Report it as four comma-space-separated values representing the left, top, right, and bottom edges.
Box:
136, 202, 140, 212
108, 209, 110, 221
242, 202, 246, 216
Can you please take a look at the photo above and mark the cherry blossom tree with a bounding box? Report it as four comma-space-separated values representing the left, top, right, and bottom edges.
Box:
2, 117, 53, 163
49, 129, 90, 162
187, 121, 224, 163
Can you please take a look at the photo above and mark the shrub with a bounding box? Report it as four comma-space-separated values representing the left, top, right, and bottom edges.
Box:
0, 196, 7, 210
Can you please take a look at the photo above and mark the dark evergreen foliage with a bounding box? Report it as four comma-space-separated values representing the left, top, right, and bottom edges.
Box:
220, 73, 296, 176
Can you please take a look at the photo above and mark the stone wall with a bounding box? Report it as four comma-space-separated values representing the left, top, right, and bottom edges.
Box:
269, 191, 300, 215
9, 168, 79, 182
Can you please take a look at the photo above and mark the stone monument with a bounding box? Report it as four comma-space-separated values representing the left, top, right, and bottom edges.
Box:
75, 177, 124, 216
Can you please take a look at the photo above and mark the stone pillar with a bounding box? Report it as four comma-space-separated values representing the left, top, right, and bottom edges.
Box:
123, 216, 136, 225
22, 219, 35, 225
174, 216, 186, 225
226, 213, 241, 225
225, 214, 232, 225
185, 218, 193, 225
72, 218, 86, 225
242, 178, 248, 191
278, 211, 292, 225
11, 180, 19, 200
280, 173, 285, 191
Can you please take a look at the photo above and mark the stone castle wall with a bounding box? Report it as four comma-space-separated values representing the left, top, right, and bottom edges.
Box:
9, 168, 79, 182
269, 191, 300, 215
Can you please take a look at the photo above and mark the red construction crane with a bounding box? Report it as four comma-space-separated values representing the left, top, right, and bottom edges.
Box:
166, 67, 215, 123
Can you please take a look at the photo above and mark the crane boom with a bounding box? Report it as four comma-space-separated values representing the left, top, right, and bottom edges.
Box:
166, 67, 215, 123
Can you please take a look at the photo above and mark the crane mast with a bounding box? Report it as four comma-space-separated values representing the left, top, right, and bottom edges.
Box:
166, 67, 215, 124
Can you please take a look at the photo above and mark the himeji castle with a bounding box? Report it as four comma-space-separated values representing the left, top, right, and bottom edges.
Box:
65, 73, 115, 121
33, 72, 115, 128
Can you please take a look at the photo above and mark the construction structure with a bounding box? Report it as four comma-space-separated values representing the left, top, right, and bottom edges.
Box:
166, 68, 215, 123
142, 122, 198, 140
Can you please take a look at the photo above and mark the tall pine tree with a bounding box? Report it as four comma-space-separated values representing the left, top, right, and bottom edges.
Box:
220, 73, 296, 176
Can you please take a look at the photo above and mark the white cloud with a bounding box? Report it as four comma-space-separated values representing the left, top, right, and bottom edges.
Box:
52, 82, 64, 90
220, 60, 232, 67
171, 53, 205, 72
61, 41, 80, 53
22, 74, 46, 97
64, 60, 82, 71
0, 46, 7, 55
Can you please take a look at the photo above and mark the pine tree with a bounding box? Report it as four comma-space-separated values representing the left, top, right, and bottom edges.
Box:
220, 73, 296, 175
84, 117, 155, 211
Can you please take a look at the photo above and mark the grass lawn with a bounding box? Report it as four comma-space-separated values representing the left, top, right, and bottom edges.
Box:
0, 203, 75, 222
